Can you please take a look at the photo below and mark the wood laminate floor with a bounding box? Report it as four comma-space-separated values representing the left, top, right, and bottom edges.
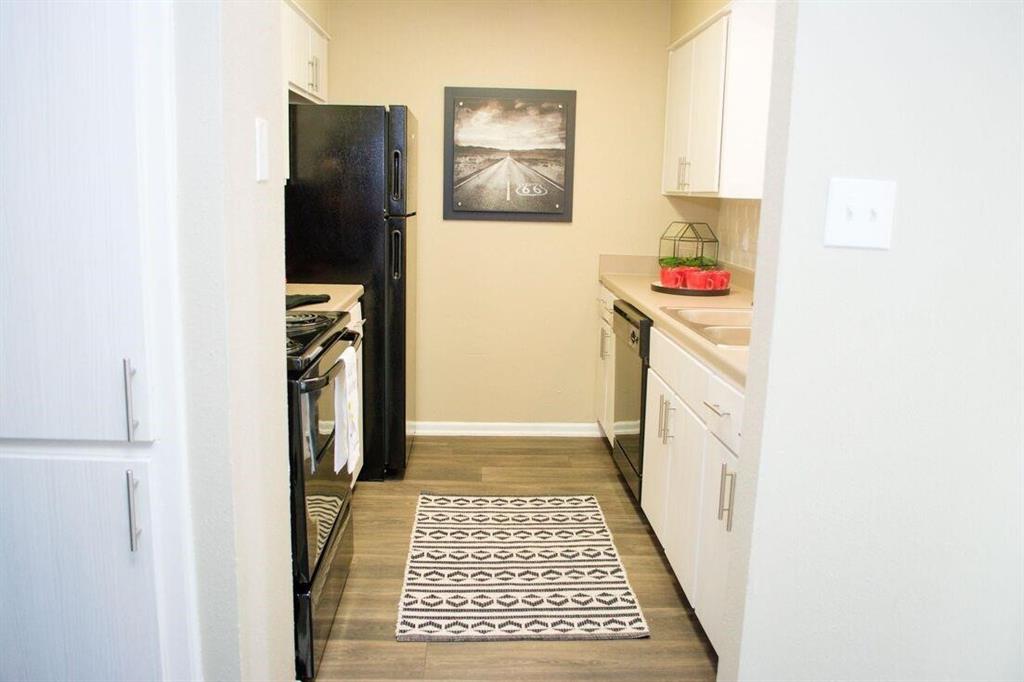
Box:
319, 437, 717, 681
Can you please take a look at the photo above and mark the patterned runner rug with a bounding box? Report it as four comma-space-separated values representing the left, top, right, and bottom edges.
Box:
396, 493, 650, 642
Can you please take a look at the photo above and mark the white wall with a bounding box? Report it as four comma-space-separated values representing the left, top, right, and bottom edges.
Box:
175, 1, 294, 680
724, 1, 1023, 679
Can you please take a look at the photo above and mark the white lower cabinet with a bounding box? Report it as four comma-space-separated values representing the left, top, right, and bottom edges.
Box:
642, 368, 707, 600
640, 370, 673, 539
0, 456, 161, 680
641, 326, 743, 653
661, 393, 707, 599
695, 435, 738, 651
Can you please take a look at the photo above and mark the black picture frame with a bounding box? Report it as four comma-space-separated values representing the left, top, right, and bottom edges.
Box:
443, 87, 576, 222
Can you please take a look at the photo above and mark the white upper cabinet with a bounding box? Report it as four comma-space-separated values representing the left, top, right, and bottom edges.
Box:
661, 1, 775, 198
283, 1, 329, 103
0, 1, 168, 441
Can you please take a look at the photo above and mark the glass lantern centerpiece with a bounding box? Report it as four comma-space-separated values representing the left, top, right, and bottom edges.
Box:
658, 221, 719, 268
654, 221, 731, 295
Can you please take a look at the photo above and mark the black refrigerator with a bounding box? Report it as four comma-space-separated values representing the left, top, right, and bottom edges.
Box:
286, 104, 416, 479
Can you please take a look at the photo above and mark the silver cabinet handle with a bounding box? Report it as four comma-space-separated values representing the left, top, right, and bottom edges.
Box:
125, 470, 141, 551
662, 401, 675, 443
123, 358, 139, 441
717, 463, 728, 520
681, 158, 690, 189
599, 329, 609, 359
725, 469, 737, 532
314, 55, 319, 91
676, 157, 684, 190
703, 400, 731, 417
308, 59, 314, 90
657, 394, 665, 438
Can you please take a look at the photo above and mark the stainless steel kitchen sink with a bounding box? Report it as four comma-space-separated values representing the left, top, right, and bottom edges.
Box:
661, 307, 753, 327
698, 326, 751, 347
659, 307, 753, 348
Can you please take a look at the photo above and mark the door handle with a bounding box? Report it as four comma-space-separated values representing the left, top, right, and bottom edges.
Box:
308, 59, 314, 90
725, 469, 737, 532
392, 150, 403, 202
704, 400, 731, 417
662, 400, 675, 444
125, 470, 141, 552
718, 463, 728, 520
657, 394, 665, 438
123, 358, 139, 441
676, 157, 684, 190
391, 229, 403, 280
681, 157, 690, 189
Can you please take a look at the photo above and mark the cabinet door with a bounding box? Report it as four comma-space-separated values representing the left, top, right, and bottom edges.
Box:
284, 3, 312, 93
0, 456, 161, 680
0, 1, 156, 440
601, 323, 615, 447
662, 399, 707, 599
310, 30, 328, 100
661, 41, 694, 193
686, 15, 729, 193
695, 434, 738, 650
641, 370, 673, 540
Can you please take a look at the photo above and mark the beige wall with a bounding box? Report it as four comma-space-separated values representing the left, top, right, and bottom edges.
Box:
670, 0, 729, 42
327, 0, 716, 424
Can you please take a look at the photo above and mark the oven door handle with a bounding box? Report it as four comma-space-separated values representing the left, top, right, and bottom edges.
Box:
297, 333, 361, 394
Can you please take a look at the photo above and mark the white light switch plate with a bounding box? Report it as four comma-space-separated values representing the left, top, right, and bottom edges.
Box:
255, 117, 269, 183
824, 177, 897, 249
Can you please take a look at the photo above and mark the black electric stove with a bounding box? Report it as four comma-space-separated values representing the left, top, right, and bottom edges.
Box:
284, 307, 358, 680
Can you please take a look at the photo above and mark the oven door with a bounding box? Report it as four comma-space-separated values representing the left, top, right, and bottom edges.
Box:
292, 330, 359, 584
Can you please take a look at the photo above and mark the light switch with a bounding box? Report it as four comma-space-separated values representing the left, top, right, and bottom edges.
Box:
255, 117, 269, 183
824, 177, 897, 249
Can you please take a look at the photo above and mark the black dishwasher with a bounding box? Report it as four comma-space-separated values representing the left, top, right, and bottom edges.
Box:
611, 300, 651, 500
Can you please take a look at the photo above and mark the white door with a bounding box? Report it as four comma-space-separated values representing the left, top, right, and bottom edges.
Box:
662, 398, 707, 599
694, 434, 738, 650
0, 1, 160, 441
640, 370, 672, 540
662, 41, 694, 193
0, 456, 161, 680
686, 15, 729, 192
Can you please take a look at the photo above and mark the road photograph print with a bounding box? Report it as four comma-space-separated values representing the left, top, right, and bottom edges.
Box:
444, 87, 576, 222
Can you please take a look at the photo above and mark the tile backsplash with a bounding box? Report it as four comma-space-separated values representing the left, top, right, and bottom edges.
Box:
717, 199, 760, 270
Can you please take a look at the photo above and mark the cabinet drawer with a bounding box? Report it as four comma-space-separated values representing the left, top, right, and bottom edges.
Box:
650, 327, 710, 415
703, 374, 744, 454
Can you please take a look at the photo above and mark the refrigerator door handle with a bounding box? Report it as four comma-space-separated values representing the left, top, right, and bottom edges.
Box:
391, 149, 402, 202
391, 229, 403, 280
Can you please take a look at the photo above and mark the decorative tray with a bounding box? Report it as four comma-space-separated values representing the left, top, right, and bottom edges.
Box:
650, 282, 731, 297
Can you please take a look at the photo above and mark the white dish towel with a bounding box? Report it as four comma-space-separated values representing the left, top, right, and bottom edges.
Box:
333, 345, 362, 477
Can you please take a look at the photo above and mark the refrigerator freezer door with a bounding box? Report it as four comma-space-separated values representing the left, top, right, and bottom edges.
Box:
387, 105, 417, 217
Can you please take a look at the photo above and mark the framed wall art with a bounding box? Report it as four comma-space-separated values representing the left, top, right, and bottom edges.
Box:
443, 87, 576, 222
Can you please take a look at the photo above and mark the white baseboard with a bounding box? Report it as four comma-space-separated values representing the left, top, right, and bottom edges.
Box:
410, 421, 603, 438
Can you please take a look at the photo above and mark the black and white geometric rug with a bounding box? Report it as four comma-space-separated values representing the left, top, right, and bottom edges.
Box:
396, 493, 650, 642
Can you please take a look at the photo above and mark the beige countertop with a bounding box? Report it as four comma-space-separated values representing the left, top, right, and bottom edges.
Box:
599, 272, 751, 389
286, 283, 364, 313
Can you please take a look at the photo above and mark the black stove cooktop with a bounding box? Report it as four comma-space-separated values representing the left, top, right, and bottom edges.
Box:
286, 310, 349, 372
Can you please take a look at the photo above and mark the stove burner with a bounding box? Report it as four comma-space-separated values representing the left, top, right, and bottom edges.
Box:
287, 337, 303, 355
287, 312, 333, 338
